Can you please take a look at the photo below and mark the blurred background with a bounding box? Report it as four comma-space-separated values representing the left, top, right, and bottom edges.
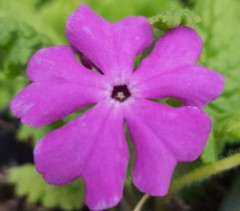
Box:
1, 0, 240, 210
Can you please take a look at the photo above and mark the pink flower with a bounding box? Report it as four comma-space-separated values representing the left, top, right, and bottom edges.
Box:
11, 4, 224, 211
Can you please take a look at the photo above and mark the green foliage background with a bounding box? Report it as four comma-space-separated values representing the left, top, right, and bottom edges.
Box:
1, 0, 240, 210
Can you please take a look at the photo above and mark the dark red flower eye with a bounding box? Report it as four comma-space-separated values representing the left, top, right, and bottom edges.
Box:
111, 85, 131, 102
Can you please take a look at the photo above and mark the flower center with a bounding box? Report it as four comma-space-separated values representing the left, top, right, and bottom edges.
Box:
111, 85, 131, 102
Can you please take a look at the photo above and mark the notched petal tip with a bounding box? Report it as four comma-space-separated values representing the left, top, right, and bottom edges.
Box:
32, 104, 128, 211
136, 64, 224, 108
66, 3, 154, 77
126, 99, 213, 195
114, 15, 154, 55
135, 25, 204, 79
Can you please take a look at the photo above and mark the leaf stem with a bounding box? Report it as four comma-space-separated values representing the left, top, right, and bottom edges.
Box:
133, 152, 240, 211
169, 152, 240, 194
133, 194, 149, 211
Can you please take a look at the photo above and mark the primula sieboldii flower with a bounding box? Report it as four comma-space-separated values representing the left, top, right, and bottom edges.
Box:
11, 4, 224, 211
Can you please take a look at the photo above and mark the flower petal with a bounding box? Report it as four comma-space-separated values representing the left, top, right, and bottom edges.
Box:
135, 65, 224, 107
27, 46, 103, 87
66, 4, 153, 78
134, 26, 203, 80
34, 103, 128, 211
125, 99, 211, 195
11, 46, 106, 127
10, 82, 101, 127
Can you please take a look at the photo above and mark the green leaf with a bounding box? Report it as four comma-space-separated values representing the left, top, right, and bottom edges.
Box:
17, 125, 53, 144
149, 8, 201, 30
87, 0, 181, 21
215, 109, 240, 142
0, 74, 27, 107
0, 0, 63, 43
194, 0, 240, 155
201, 132, 218, 163
0, 0, 53, 107
8, 164, 85, 210
39, 0, 83, 42
0, 18, 51, 79
195, 0, 240, 112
